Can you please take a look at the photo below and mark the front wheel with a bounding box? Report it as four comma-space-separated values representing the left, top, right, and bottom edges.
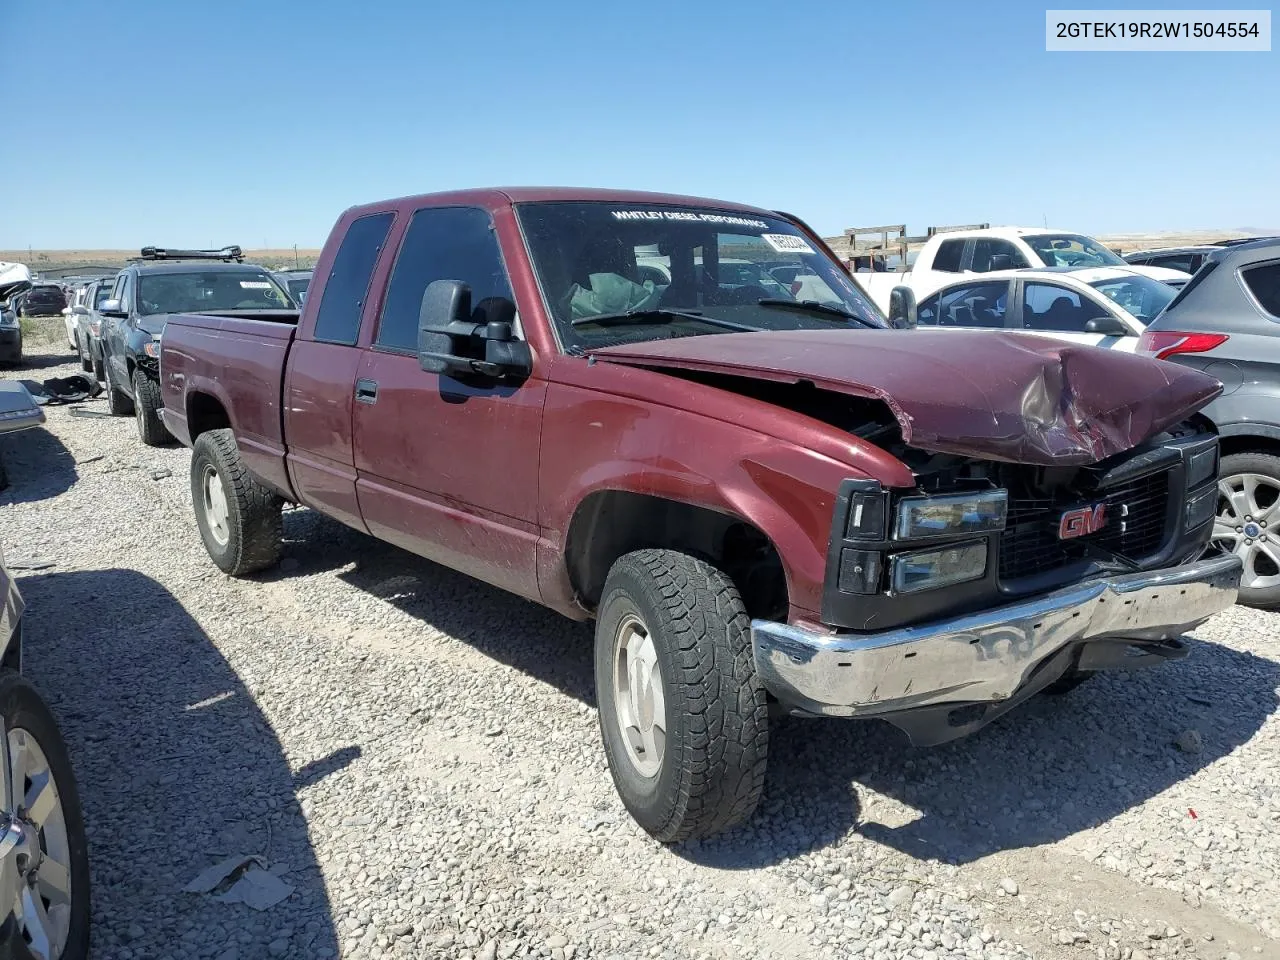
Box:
595, 549, 768, 842
132, 371, 170, 447
102, 358, 133, 416
190, 428, 283, 576
0, 673, 91, 960
1208, 451, 1280, 610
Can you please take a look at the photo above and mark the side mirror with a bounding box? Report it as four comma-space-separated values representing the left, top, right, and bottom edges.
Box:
60, 307, 72, 316
99, 299, 127, 318
1084, 315, 1128, 336
417, 280, 531, 379
73, 305, 90, 316
988, 254, 1013, 271
888, 285, 917, 329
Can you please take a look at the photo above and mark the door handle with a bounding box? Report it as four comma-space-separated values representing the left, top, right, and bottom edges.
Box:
355, 378, 378, 404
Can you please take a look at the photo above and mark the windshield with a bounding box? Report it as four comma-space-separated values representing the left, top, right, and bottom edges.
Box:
516, 201, 885, 352
1087, 274, 1176, 325
1025, 233, 1126, 268
137, 269, 293, 315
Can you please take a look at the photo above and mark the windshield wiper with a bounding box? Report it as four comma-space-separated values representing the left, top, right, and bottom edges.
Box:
572, 308, 759, 332
755, 298, 878, 328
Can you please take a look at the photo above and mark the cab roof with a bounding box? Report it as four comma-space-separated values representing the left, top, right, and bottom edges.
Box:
342, 186, 778, 219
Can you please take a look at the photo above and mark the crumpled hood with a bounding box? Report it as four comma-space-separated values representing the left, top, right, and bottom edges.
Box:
589, 329, 1223, 466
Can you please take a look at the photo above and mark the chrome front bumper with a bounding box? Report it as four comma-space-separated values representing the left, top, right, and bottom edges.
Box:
752, 554, 1241, 719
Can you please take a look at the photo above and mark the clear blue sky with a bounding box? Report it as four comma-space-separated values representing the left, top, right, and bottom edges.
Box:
3, 0, 1276, 249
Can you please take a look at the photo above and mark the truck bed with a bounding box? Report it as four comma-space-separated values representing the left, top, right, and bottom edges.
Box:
160, 313, 296, 497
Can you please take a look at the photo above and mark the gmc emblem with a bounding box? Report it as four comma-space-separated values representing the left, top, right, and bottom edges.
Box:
1059, 503, 1107, 540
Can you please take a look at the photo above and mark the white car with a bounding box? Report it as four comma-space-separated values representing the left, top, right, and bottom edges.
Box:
891, 266, 1178, 351
856, 226, 1192, 313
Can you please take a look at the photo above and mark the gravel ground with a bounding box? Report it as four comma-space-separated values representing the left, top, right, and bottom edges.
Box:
2, 322, 1279, 960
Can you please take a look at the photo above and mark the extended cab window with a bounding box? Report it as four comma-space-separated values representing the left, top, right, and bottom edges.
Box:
377, 206, 513, 352
970, 238, 1029, 272
932, 282, 1009, 327
932, 239, 965, 272
1021, 282, 1108, 332
1242, 262, 1280, 318
313, 212, 394, 344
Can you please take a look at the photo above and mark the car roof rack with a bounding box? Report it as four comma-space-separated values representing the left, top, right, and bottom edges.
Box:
132, 245, 244, 263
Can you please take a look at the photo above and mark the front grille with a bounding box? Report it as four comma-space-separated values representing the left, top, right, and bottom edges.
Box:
999, 469, 1171, 581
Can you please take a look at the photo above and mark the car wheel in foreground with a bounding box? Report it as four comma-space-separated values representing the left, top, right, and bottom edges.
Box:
0, 673, 91, 960
594, 549, 768, 842
190, 428, 283, 576
102, 361, 133, 416
132, 372, 170, 447
1209, 452, 1280, 610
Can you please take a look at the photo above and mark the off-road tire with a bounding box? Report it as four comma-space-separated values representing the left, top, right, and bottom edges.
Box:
132, 371, 170, 446
0, 672, 92, 960
595, 549, 769, 842
90, 348, 104, 383
190, 428, 283, 576
78, 336, 92, 373
103, 359, 133, 416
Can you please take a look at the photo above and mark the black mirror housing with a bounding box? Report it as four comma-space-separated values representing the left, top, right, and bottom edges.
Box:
888, 285, 917, 329
417, 280, 531, 378
1084, 316, 1128, 336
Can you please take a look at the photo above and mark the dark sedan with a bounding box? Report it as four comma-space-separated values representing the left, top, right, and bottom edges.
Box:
16, 284, 67, 318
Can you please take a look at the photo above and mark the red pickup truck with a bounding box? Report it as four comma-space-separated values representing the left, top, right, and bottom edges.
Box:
160, 188, 1241, 841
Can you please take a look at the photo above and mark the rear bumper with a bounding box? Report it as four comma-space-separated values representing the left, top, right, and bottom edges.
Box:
752, 554, 1241, 722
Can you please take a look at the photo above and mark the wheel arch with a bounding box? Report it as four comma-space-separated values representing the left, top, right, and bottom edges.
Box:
563, 489, 790, 622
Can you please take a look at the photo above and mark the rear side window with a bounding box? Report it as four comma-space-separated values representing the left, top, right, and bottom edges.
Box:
932, 239, 965, 272
1242, 262, 1280, 319
933, 281, 1010, 327
1148, 253, 1198, 274
970, 238, 1029, 272
376, 206, 513, 352
313, 212, 395, 344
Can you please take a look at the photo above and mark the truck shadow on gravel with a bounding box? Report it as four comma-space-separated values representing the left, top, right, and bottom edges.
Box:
684, 637, 1280, 870
270, 511, 1279, 873
273, 508, 598, 703
0, 424, 78, 503
17, 568, 342, 960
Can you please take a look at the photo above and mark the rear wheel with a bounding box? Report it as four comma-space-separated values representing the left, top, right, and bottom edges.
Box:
89, 347, 103, 383
1208, 452, 1280, 610
595, 549, 768, 842
132, 371, 170, 446
190, 428, 283, 576
0, 673, 91, 960
77, 335, 91, 373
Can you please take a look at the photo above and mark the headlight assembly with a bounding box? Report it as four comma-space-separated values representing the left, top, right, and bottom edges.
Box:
143, 340, 161, 358
894, 490, 1008, 541
890, 541, 988, 594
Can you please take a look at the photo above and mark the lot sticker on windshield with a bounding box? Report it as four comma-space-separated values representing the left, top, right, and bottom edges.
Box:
239, 281, 272, 289
761, 233, 815, 255
610, 210, 769, 230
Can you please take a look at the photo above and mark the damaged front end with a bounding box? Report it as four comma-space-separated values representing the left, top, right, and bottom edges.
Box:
592, 328, 1242, 743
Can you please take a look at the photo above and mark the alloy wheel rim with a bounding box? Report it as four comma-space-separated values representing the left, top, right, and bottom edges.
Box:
0, 727, 74, 960
1210, 472, 1280, 590
202, 465, 231, 547
612, 613, 666, 778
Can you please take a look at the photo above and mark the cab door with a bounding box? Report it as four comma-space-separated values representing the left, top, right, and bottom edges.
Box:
351, 204, 546, 601
283, 211, 397, 531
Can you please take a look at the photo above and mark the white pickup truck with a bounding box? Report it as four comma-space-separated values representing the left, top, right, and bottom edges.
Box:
853, 226, 1192, 313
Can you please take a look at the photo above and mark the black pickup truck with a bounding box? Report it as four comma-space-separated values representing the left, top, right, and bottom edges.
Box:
99, 247, 296, 445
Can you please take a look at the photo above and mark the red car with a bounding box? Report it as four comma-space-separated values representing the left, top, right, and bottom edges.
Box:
160, 187, 1240, 841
